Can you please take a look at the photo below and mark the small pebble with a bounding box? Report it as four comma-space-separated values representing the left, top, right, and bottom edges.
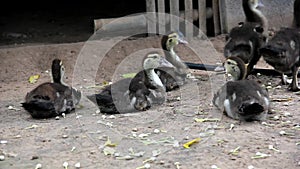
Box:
248, 165, 255, 169
153, 129, 160, 134
279, 131, 286, 135
143, 163, 151, 169
273, 116, 280, 120
55, 116, 60, 120
62, 135, 68, 138
62, 113, 66, 118
0, 155, 5, 161
75, 162, 81, 168
35, 163, 42, 169
0, 140, 8, 144
283, 112, 291, 117
132, 128, 138, 132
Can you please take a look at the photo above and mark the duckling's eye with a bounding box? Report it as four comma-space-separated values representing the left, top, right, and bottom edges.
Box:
61, 67, 65, 71
168, 39, 173, 43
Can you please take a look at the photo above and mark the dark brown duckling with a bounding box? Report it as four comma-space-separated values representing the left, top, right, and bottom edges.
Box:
260, 27, 300, 91
22, 59, 81, 119
224, 22, 267, 75
213, 56, 270, 121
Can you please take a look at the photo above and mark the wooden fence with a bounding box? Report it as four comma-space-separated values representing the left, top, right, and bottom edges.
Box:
146, 0, 222, 38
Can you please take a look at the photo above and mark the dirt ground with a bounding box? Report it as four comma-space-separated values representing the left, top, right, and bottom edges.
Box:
0, 23, 300, 169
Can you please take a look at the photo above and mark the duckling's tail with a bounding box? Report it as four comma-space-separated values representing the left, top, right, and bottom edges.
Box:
239, 102, 265, 121
21, 100, 57, 119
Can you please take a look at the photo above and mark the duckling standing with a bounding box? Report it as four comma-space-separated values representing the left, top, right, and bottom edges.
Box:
224, 23, 267, 75
22, 59, 81, 119
87, 52, 173, 113
213, 56, 270, 121
224, 0, 268, 75
156, 31, 190, 91
260, 27, 300, 91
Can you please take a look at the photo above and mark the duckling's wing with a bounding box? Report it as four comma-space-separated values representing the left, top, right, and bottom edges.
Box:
21, 99, 57, 119
155, 67, 184, 91
87, 78, 134, 114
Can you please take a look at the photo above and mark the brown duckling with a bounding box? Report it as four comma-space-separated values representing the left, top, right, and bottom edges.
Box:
22, 59, 81, 119
213, 56, 270, 121
87, 52, 173, 113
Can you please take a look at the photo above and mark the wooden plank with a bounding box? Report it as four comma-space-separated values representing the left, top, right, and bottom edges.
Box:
157, 0, 166, 35
212, 0, 221, 35
185, 0, 193, 39
170, 0, 180, 32
198, 0, 206, 35
218, 0, 228, 33
146, 0, 157, 35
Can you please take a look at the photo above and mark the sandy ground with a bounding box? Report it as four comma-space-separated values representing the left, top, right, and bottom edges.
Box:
0, 32, 299, 169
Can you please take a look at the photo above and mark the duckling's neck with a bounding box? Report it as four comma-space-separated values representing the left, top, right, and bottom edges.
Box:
243, 0, 268, 33
166, 46, 188, 73
51, 72, 67, 86
146, 69, 164, 88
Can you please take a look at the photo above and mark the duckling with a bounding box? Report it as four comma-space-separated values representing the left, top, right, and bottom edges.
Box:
155, 31, 190, 91
22, 59, 81, 119
224, 22, 267, 75
243, 0, 268, 35
260, 27, 300, 91
129, 52, 173, 110
213, 56, 270, 121
87, 52, 173, 113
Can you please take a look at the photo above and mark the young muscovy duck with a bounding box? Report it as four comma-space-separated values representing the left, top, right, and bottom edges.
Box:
22, 59, 81, 119
213, 56, 270, 121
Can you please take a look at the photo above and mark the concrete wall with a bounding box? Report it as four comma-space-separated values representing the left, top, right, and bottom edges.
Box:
220, 0, 294, 33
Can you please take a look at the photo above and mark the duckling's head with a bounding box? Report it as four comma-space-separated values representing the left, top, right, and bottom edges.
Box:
224, 56, 247, 81
161, 31, 188, 51
248, 0, 264, 9
143, 52, 173, 70
51, 59, 65, 84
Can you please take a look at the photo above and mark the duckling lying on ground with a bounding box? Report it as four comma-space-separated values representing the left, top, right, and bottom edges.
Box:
224, 22, 267, 75
260, 27, 300, 91
213, 56, 270, 121
22, 59, 81, 119
87, 52, 173, 113
156, 31, 190, 91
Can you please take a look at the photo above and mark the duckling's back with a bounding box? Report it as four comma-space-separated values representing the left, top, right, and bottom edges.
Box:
22, 82, 77, 118
213, 80, 270, 121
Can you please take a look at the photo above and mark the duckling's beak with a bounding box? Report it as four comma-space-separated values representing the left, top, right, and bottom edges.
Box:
178, 37, 188, 44
257, 1, 264, 9
160, 57, 174, 68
